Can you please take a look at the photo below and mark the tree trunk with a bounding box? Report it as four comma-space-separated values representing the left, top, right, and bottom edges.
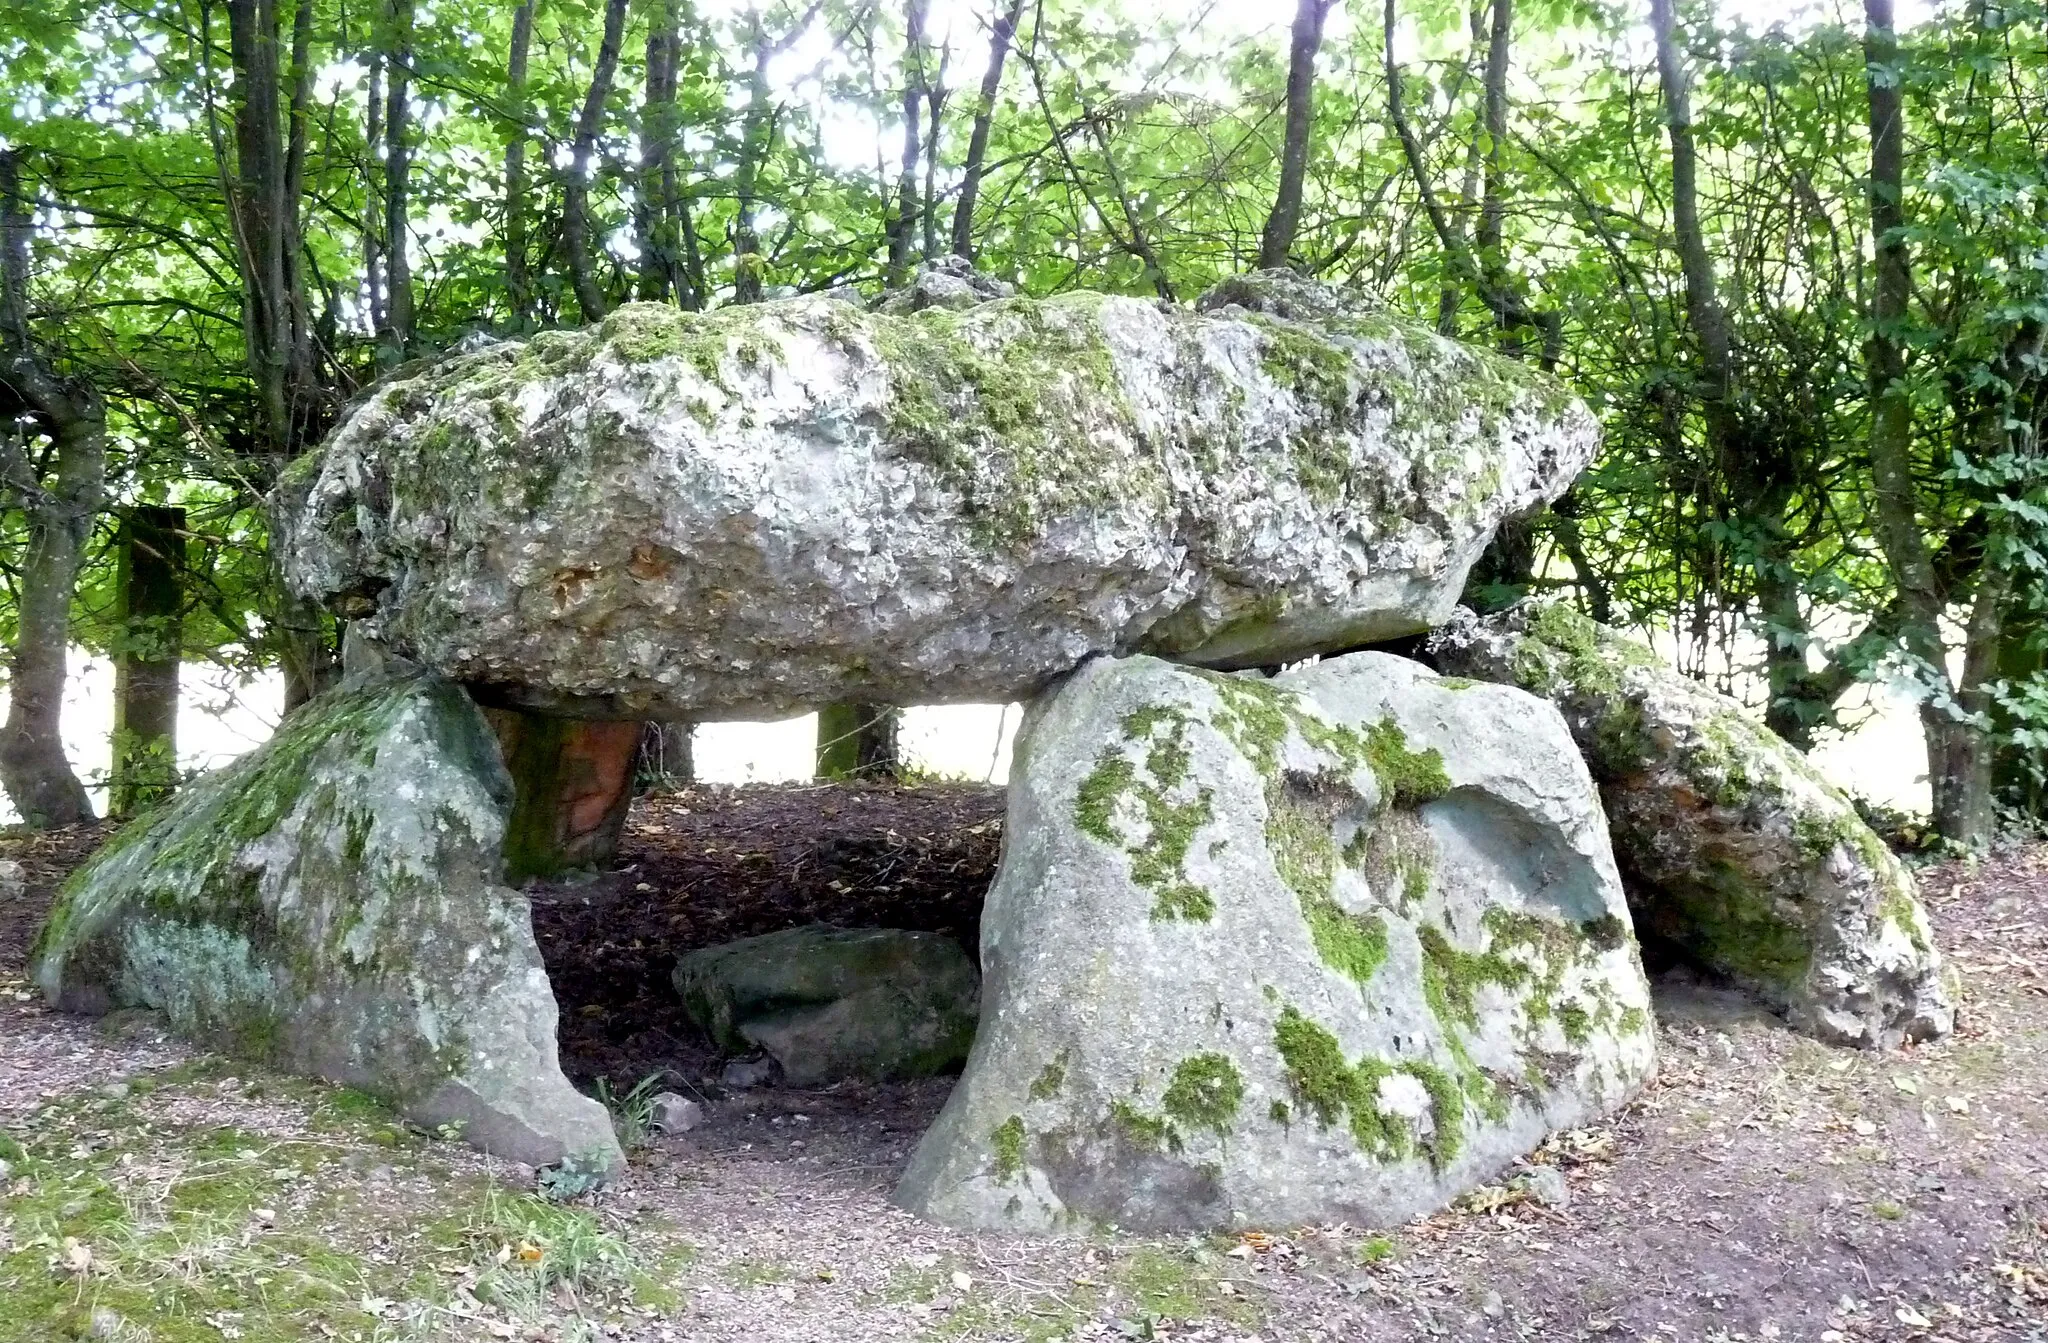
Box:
110, 505, 186, 816
363, 52, 385, 336
1258, 0, 1335, 270
638, 0, 683, 303
1863, 0, 1971, 837
950, 0, 1025, 258
222, 0, 332, 712
1383, 0, 1558, 365
564, 0, 631, 322
504, 0, 536, 326
886, 0, 930, 288
0, 150, 104, 828
817, 703, 901, 781
379, 0, 416, 361
733, 23, 776, 306
921, 42, 948, 262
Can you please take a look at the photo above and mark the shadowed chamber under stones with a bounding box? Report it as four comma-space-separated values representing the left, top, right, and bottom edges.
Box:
524, 781, 1004, 1091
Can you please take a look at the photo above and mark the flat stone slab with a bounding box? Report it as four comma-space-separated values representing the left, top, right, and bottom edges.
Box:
1427, 602, 1953, 1048
894, 651, 1655, 1232
674, 924, 979, 1086
279, 272, 1596, 720
29, 672, 620, 1171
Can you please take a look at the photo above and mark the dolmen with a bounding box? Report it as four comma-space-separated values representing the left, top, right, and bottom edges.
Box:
31, 267, 1950, 1225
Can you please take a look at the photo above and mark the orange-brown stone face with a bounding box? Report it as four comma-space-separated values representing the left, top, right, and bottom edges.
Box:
485, 709, 644, 880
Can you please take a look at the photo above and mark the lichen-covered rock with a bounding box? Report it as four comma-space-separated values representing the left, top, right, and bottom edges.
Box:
278, 272, 1596, 720
894, 651, 1654, 1232
1426, 602, 1952, 1048
27, 673, 620, 1170
874, 255, 1018, 314
673, 924, 979, 1086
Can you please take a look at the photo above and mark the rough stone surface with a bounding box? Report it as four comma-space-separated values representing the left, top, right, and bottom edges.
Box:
1426, 602, 1953, 1048
278, 272, 1597, 720
648, 1092, 704, 1134
27, 672, 620, 1170
895, 651, 1655, 1232
674, 924, 980, 1086
0, 858, 22, 901
874, 255, 1018, 314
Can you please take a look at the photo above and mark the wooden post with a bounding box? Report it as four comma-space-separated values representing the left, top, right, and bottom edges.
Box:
110, 504, 185, 815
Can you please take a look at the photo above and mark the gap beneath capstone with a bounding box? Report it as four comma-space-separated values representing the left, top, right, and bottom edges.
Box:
519, 781, 1003, 1094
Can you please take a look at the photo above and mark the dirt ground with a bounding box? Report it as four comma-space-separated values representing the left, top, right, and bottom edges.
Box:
2, 783, 2045, 1343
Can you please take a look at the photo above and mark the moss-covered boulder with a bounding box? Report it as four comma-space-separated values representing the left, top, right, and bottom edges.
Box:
277, 271, 1595, 721
28, 671, 621, 1171
673, 924, 979, 1085
1426, 602, 1953, 1049
893, 651, 1654, 1232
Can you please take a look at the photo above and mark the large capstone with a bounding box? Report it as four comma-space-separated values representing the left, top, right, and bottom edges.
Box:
27, 671, 620, 1170
1426, 602, 1953, 1049
673, 924, 980, 1086
277, 272, 1596, 720
894, 651, 1655, 1232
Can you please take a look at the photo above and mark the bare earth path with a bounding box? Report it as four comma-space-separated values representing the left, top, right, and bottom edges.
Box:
2, 790, 2044, 1342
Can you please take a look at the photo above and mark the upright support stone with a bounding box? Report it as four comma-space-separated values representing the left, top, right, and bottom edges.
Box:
29, 671, 619, 1171
1428, 602, 1953, 1047
896, 651, 1655, 1232
110, 504, 185, 816
484, 709, 641, 881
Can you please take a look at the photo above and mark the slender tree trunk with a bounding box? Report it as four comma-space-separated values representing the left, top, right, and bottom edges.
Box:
110, 506, 185, 816
886, 0, 930, 288
950, 0, 1025, 258
817, 703, 901, 781
1474, 0, 1510, 267
921, 42, 948, 262
1383, 0, 1559, 365
732, 26, 775, 305
1439, 3, 1488, 334
1258, 0, 1336, 270
0, 150, 104, 828
565, 0, 631, 322
638, 0, 683, 303
1924, 566, 2010, 841
637, 721, 694, 790
1862, 0, 1981, 838
223, 0, 332, 711
1652, 0, 1817, 747
379, 0, 416, 360
504, 0, 536, 327
363, 52, 386, 336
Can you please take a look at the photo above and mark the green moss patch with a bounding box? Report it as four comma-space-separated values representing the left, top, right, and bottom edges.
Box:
1160, 1053, 1246, 1136
1074, 705, 1218, 922
1272, 1005, 1466, 1167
